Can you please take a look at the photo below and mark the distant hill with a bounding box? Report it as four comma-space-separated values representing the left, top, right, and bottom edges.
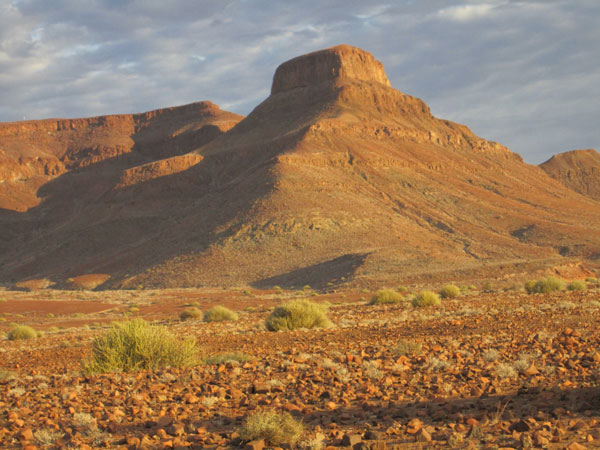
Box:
539, 149, 600, 201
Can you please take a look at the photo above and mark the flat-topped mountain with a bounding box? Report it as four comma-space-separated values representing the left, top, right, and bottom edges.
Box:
1, 45, 599, 289
539, 149, 600, 201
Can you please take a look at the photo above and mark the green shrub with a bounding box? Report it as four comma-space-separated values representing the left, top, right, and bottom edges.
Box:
203, 305, 238, 322
266, 299, 332, 331
238, 410, 304, 447
180, 307, 202, 321
567, 280, 586, 291
439, 284, 461, 299
412, 291, 441, 307
369, 289, 403, 305
527, 276, 565, 294
7, 325, 38, 340
203, 352, 253, 365
83, 319, 198, 373
524, 280, 536, 294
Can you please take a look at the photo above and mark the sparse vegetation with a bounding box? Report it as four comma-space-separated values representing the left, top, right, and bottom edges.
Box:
238, 410, 304, 447
439, 284, 461, 299
567, 280, 586, 291
412, 291, 441, 307
495, 363, 517, 379
35, 428, 63, 446
83, 319, 198, 373
369, 289, 403, 305
203, 352, 253, 365
392, 339, 422, 356
179, 307, 202, 321
203, 305, 238, 322
482, 349, 500, 362
266, 299, 332, 331
7, 324, 38, 340
525, 276, 565, 294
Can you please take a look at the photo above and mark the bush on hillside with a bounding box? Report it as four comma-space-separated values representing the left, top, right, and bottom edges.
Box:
412, 291, 441, 307
203, 305, 238, 322
83, 319, 198, 373
567, 280, 586, 291
266, 299, 332, 331
7, 325, 38, 340
369, 289, 403, 305
525, 276, 565, 294
180, 307, 202, 321
439, 284, 461, 299
238, 410, 304, 447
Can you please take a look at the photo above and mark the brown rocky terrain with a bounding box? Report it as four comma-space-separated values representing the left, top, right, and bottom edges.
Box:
539, 150, 600, 201
1, 283, 600, 449
0, 45, 599, 289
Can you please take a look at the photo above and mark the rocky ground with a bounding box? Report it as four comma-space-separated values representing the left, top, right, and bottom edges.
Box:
1, 285, 600, 449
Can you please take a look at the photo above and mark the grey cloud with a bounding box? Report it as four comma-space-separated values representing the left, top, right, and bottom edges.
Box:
0, 0, 598, 163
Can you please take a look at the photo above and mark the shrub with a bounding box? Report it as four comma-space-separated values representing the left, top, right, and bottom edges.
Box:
524, 280, 536, 294
526, 276, 565, 294
180, 307, 202, 321
439, 284, 461, 299
7, 325, 38, 340
238, 410, 304, 447
369, 289, 403, 305
567, 280, 586, 291
203, 305, 238, 322
203, 352, 253, 365
392, 339, 422, 356
266, 299, 332, 331
83, 319, 198, 373
412, 291, 441, 307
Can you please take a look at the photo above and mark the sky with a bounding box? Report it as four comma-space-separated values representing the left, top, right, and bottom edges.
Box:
1, 0, 598, 164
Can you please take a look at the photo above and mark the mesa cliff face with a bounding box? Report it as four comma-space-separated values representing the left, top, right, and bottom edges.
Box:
1, 45, 599, 289
0, 102, 242, 211
539, 149, 600, 201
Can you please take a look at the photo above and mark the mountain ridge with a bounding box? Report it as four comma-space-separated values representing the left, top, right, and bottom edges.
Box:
1, 45, 598, 289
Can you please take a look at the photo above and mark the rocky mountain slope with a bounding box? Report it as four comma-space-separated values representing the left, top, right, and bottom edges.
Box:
1, 45, 599, 289
539, 149, 600, 201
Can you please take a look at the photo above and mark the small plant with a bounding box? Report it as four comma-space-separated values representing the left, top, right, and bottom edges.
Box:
7, 325, 38, 340
439, 284, 461, 299
238, 410, 304, 447
392, 339, 422, 356
266, 299, 332, 331
526, 276, 565, 294
369, 289, 403, 305
35, 428, 63, 446
412, 291, 441, 307
179, 307, 202, 321
567, 280, 586, 291
203, 352, 253, 365
83, 319, 198, 373
482, 349, 500, 362
203, 305, 238, 322
495, 363, 517, 379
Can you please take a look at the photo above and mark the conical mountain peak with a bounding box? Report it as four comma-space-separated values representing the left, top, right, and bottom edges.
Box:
271, 44, 391, 94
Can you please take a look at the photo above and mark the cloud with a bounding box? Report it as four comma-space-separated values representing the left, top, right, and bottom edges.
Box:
437, 3, 498, 22
0, 0, 598, 163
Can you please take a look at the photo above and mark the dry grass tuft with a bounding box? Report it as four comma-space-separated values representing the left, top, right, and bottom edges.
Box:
266, 299, 332, 331
412, 291, 441, 307
203, 305, 238, 322
238, 410, 304, 447
369, 289, 403, 305
83, 319, 198, 373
